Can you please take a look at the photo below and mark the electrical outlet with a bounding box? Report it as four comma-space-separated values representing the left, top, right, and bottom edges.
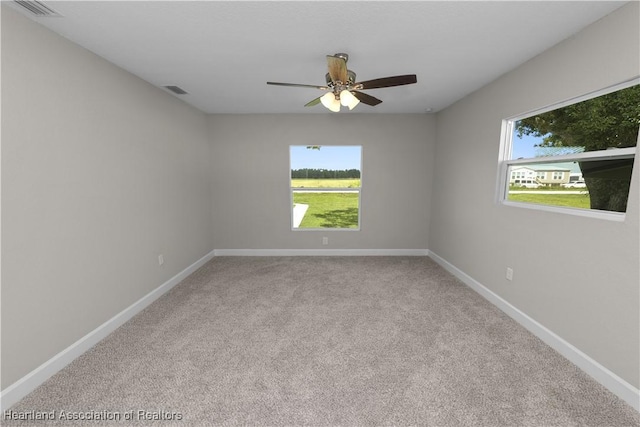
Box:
158, 254, 164, 266
322, 236, 329, 245
506, 267, 513, 281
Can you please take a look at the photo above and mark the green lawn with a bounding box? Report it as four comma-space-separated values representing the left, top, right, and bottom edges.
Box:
507, 192, 591, 209
291, 178, 361, 188
293, 192, 359, 229
508, 185, 576, 192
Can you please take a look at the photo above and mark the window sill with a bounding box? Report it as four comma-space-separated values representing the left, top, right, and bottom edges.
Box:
501, 200, 626, 222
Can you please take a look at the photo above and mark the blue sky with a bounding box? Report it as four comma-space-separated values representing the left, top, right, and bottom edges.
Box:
512, 133, 587, 158
290, 145, 362, 170
512, 133, 544, 159
289, 137, 541, 167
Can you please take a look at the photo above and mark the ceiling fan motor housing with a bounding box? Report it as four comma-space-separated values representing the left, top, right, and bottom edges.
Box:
325, 70, 357, 86
326, 71, 358, 100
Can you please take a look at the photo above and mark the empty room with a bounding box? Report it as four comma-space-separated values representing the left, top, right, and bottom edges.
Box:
1, 1, 639, 425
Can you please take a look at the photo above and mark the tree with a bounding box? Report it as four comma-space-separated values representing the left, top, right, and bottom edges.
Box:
515, 85, 640, 212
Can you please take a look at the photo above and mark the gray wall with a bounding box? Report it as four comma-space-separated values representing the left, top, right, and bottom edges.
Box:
1, 7, 213, 388
2, 0, 638, 402
208, 114, 435, 250
429, 2, 639, 388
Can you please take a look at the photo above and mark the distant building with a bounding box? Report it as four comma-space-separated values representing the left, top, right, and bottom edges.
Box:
532, 165, 571, 185
510, 166, 537, 185
510, 163, 579, 186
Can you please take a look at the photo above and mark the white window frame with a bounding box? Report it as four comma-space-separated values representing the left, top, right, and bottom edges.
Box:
497, 78, 639, 222
289, 145, 363, 231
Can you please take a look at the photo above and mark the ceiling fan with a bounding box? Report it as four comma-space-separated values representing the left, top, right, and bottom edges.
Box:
267, 53, 417, 112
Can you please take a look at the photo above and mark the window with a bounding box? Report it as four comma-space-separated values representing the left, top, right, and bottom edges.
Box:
499, 80, 639, 219
290, 145, 362, 230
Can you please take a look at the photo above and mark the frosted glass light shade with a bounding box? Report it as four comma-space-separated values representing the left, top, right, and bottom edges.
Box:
340, 90, 360, 110
321, 92, 341, 112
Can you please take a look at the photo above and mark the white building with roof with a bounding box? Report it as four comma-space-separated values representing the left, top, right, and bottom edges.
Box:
510, 162, 583, 186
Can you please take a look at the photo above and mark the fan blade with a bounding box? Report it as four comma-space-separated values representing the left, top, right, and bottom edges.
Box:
352, 91, 382, 106
326, 55, 348, 83
355, 74, 417, 90
305, 97, 322, 107
267, 82, 328, 90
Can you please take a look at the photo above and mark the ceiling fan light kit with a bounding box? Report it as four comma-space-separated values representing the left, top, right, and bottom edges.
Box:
339, 90, 360, 110
267, 53, 417, 112
320, 92, 341, 112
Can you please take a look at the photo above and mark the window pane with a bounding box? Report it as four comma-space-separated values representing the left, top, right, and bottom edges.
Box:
290, 145, 362, 229
511, 84, 639, 160
504, 82, 638, 215
290, 146, 361, 188
506, 158, 634, 212
293, 190, 359, 229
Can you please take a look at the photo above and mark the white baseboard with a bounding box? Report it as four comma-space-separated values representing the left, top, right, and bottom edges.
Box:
0, 249, 216, 412
5, 249, 636, 413
213, 249, 429, 256
428, 251, 640, 412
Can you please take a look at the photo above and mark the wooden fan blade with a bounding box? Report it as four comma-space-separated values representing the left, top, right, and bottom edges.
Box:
305, 97, 322, 107
352, 91, 382, 106
326, 55, 348, 84
355, 74, 417, 90
267, 82, 328, 90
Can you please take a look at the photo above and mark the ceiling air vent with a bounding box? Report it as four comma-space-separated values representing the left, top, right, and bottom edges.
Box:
13, 0, 62, 17
164, 86, 188, 95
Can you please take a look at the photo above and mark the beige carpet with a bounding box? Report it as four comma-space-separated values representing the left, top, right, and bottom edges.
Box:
4, 256, 639, 426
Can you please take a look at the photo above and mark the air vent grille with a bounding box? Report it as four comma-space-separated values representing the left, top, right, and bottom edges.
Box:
13, 0, 62, 17
164, 86, 188, 95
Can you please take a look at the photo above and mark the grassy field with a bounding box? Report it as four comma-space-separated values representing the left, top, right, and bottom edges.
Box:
291, 178, 361, 188
508, 185, 584, 192
507, 192, 591, 209
290, 182, 589, 228
293, 192, 359, 228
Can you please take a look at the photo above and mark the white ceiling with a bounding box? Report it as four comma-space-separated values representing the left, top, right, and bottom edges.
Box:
9, 1, 627, 114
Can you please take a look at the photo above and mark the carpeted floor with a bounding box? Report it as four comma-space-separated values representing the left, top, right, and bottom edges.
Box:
4, 257, 639, 426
